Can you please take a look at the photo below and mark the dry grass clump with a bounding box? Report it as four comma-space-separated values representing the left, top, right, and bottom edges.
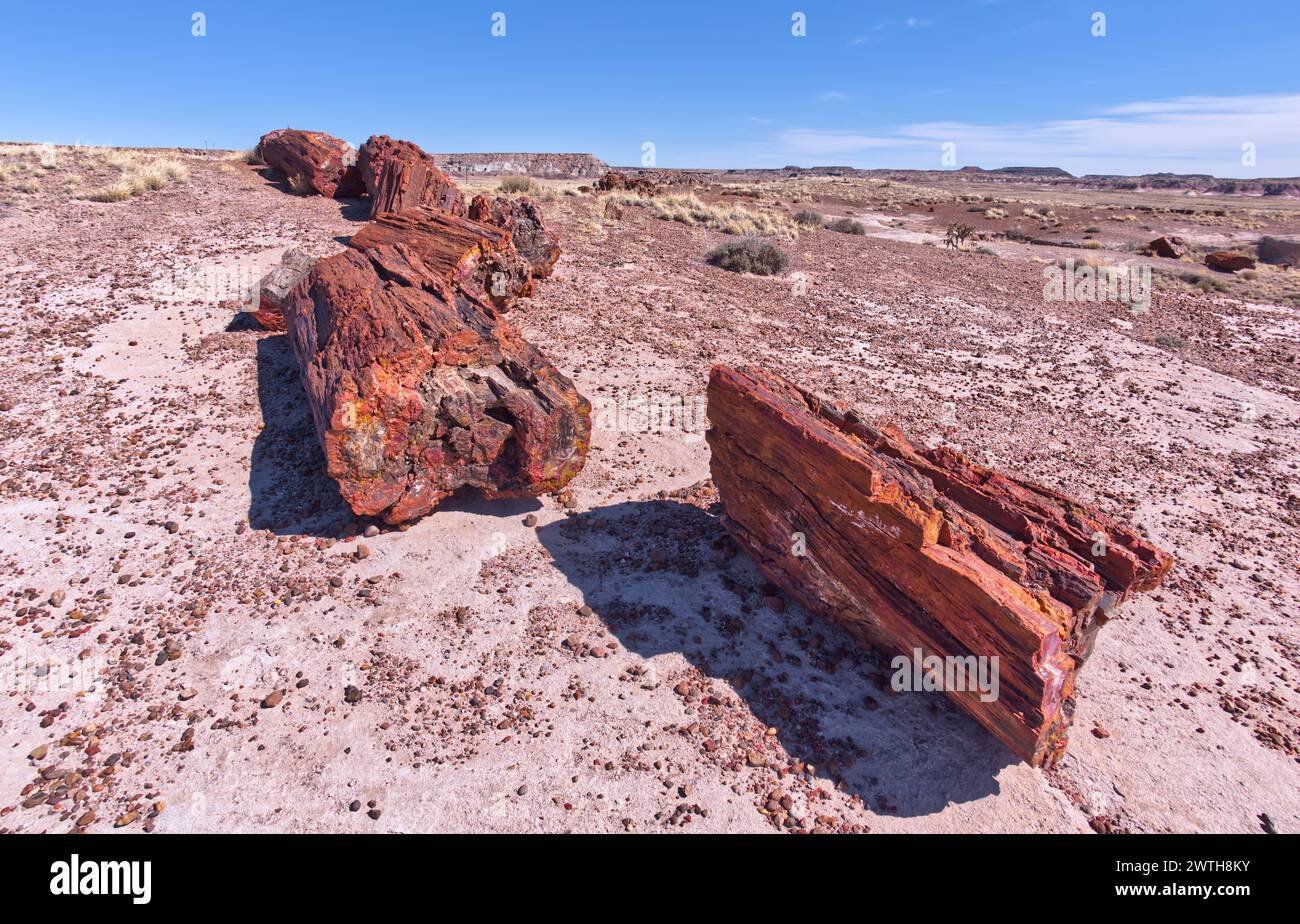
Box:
499, 175, 536, 194
285, 173, 313, 195
652, 193, 794, 237
825, 217, 866, 235
81, 155, 190, 202
705, 237, 790, 276
793, 209, 823, 228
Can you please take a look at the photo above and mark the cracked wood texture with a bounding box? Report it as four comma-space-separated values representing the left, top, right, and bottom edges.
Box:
348, 206, 533, 311
468, 194, 562, 279
256, 128, 363, 199
281, 247, 590, 524
358, 134, 466, 218
706, 364, 1172, 766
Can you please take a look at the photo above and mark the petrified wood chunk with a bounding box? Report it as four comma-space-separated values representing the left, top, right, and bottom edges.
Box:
1205, 251, 1256, 273
706, 365, 1172, 766
357, 135, 466, 218
256, 128, 363, 198
248, 248, 315, 331
281, 247, 590, 524
1146, 236, 1187, 259
348, 206, 532, 310
1257, 236, 1300, 266
468, 195, 562, 279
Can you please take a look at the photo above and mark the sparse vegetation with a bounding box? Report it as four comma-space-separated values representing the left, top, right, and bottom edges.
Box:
80, 153, 190, 202
793, 209, 823, 228
945, 222, 977, 250
499, 175, 535, 194
704, 237, 790, 276
825, 217, 866, 235
1155, 334, 1187, 350
652, 194, 794, 237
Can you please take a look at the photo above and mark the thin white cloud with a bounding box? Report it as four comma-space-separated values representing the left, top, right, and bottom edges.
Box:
818, 91, 850, 103
765, 93, 1300, 175
905, 17, 933, 27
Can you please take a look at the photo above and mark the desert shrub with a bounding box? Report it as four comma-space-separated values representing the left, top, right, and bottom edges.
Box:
1085, 225, 1102, 233
1082, 240, 1103, 250
945, 222, 976, 250
1155, 334, 1187, 349
983, 207, 1007, 219
286, 173, 313, 195
825, 217, 866, 235
705, 237, 790, 276
499, 175, 535, 194
793, 209, 823, 228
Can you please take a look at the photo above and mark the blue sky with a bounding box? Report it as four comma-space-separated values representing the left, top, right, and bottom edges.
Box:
3, 0, 1298, 176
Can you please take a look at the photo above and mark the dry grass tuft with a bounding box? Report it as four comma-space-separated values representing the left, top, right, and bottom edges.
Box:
652, 194, 794, 238
80, 155, 190, 202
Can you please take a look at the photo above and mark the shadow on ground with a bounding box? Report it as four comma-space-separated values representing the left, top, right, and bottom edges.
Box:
249, 335, 352, 536
537, 497, 1015, 817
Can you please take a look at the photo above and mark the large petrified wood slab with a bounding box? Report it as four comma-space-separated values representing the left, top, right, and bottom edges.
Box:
358, 135, 466, 218
348, 206, 533, 310
468, 194, 562, 279
281, 247, 590, 524
706, 365, 1172, 766
256, 128, 364, 198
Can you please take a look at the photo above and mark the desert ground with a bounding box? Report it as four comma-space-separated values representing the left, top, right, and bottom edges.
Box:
1, 143, 1297, 833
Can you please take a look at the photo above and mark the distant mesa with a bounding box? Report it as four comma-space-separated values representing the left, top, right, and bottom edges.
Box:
429, 152, 608, 179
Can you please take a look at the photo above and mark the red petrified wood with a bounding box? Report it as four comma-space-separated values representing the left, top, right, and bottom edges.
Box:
348, 206, 533, 310
357, 135, 466, 218
256, 129, 364, 198
280, 247, 590, 524
468, 194, 562, 279
705, 365, 1172, 766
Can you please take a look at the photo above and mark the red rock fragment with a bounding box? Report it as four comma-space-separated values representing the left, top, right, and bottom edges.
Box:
468, 195, 562, 279
705, 364, 1172, 766
357, 135, 466, 218
281, 248, 590, 524
1205, 251, 1256, 273
256, 128, 363, 198
348, 206, 532, 311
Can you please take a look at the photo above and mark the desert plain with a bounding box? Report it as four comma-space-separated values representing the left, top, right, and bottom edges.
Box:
1, 142, 1297, 833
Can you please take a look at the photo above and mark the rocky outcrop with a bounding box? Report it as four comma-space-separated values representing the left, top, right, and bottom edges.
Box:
249, 248, 315, 331
255, 129, 364, 198
281, 247, 590, 524
1258, 236, 1300, 266
706, 365, 1172, 766
357, 135, 466, 218
467, 195, 562, 279
1146, 236, 1188, 259
1205, 251, 1256, 273
348, 206, 533, 311
595, 170, 657, 195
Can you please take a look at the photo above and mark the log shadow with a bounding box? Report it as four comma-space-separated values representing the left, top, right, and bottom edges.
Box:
252, 166, 369, 222
536, 498, 1016, 819
249, 335, 353, 537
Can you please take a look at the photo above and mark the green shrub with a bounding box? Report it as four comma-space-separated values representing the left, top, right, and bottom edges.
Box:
705, 237, 790, 276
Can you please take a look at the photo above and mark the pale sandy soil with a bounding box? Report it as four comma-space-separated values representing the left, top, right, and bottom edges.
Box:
1, 151, 1297, 833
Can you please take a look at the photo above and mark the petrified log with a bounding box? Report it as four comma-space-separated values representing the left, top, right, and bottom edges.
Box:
595, 169, 656, 195
281, 247, 590, 524
247, 248, 315, 331
1146, 235, 1187, 259
358, 135, 465, 218
468, 195, 562, 279
348, 206, 533, 310
706, 365, 1172, 766
1205, 251, 1256, 273
256, 129, 364, 198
